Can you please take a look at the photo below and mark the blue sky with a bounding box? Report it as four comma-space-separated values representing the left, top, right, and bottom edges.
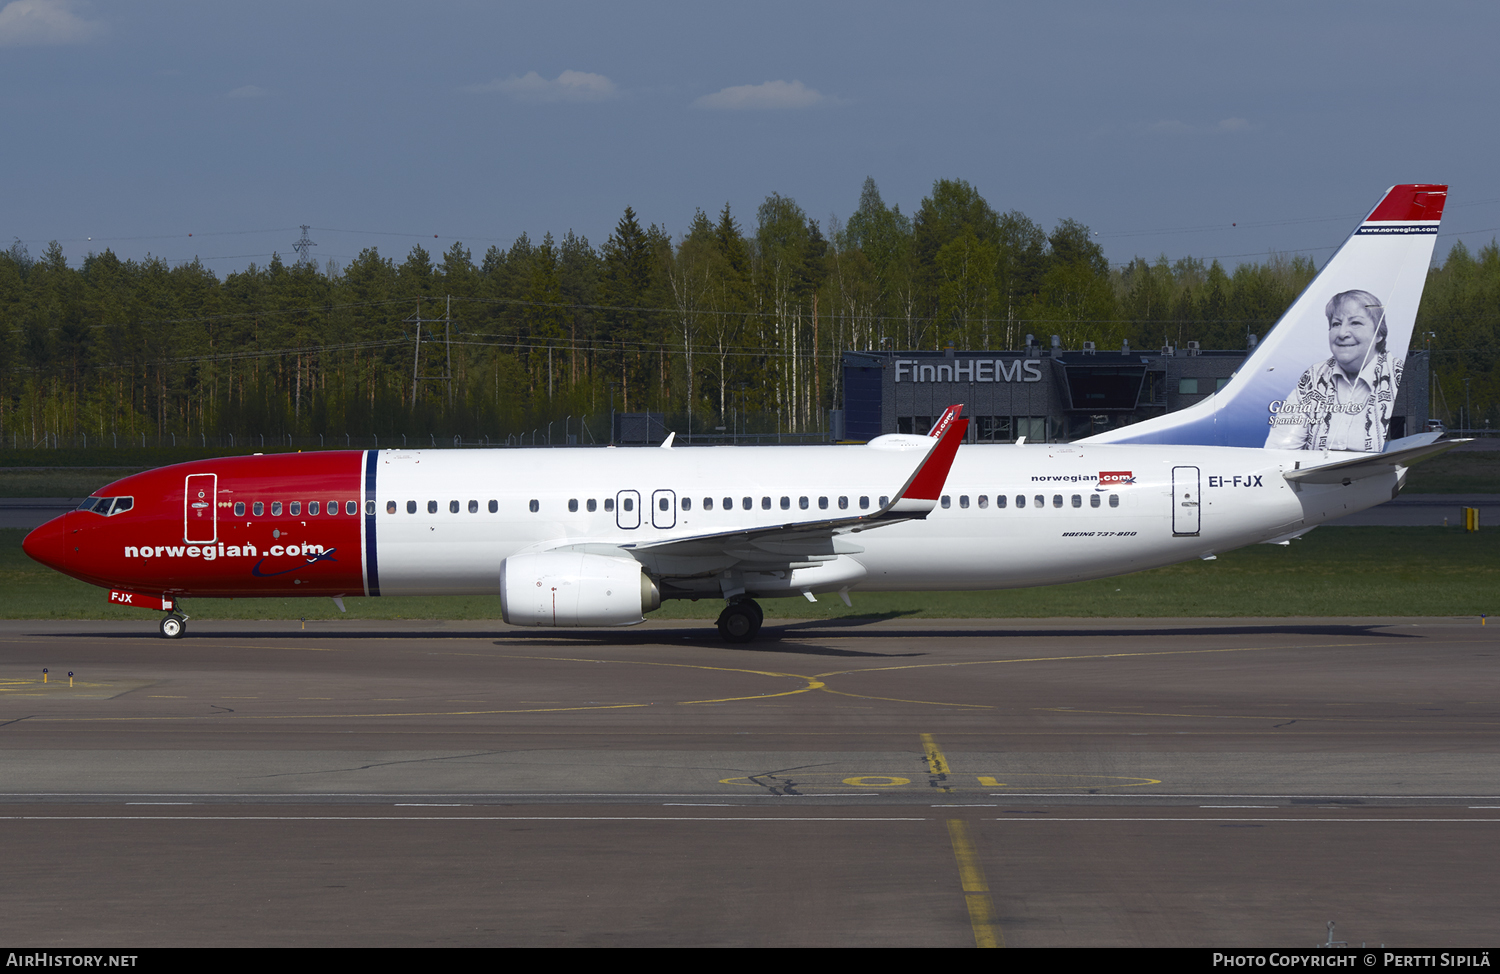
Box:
3, 1, 1497, 274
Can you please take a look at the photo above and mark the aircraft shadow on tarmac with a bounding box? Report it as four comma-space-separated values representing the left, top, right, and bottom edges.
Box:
34, 615, 1421, 659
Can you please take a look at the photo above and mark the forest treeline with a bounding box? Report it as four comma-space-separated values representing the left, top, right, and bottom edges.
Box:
2, 177, 1496, 446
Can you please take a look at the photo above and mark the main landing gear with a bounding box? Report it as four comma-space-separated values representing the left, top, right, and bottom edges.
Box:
159, 612, 187, 639
716, 599, 763, 643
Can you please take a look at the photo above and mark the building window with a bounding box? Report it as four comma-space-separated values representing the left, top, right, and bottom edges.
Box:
1179, 378, 1199, 394
1217, 377, 1231, 391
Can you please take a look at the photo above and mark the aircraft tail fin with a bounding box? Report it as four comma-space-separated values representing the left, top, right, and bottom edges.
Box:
1081, 184, 1447, 451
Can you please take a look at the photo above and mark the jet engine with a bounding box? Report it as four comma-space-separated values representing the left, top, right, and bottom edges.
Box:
500, 551, 660, 627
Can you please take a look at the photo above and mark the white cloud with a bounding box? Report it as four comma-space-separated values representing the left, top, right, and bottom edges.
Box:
466, 69, 618, 103
1216, 117, 1250, 132
0, 0, 104, 46
227, 85, 270, 99
693, 79, 833, 110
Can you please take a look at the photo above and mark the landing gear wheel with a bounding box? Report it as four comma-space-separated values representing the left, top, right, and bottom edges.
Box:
716, 600, 762, 643
159, 613, 186, 639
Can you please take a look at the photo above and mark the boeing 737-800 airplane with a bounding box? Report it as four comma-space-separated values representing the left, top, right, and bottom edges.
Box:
23, 184, 1457, 641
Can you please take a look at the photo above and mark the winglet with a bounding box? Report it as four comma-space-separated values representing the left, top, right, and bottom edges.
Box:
888, 404, 966, 515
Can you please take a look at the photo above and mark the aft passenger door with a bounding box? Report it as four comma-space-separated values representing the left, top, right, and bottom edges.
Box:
1172, 466, 1200, 537
616, 489, 641, 529
184, 473, 217, 544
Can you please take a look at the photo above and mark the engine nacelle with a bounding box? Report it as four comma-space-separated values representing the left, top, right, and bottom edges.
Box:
500, 551, 660, 627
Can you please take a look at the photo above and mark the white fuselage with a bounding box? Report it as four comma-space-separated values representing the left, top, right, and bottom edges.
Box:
367, 442, 1396, 598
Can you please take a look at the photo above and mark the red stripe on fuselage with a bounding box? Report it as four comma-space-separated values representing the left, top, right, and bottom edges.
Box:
52, 452, 365, 598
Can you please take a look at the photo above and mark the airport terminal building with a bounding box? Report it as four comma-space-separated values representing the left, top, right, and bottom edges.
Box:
841, 342, 1431, 443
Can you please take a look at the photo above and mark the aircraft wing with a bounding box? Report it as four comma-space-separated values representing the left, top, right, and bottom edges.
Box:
617, 405, 968, 573
1283, 437, 1469, 486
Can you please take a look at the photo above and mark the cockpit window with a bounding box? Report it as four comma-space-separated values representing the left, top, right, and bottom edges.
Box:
77, 496, 133, 516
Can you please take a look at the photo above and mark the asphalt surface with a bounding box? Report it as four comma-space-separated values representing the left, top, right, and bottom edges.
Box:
1, 616, 1497, 947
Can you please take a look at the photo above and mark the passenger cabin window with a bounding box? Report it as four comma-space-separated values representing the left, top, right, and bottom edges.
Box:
235, 502, 246, 516
271, 502, 282, 516
1053, 495, 1063, 508
859, 496, 869, 510
1015, 496, 1025, 509
407, 500, 417, 514
469, 500, 479, 514
780, 496, 790, 510
309, 501, 319, 516
386, 501, 396, 515
290, 502, 301, 516
659, 497, 670, 511
681, 497, 691, 511
328, 501, 338, 515
1071, 495, 1082, 508
703, 497, 713, 511
1034, 495, 1044, 508
605, 498, 614, 512
488, 500, 498, 513
449, 500, 460, 514
529, 499, 539, 513
587, 499, 597, 512
1090, 494, 1101, 508
742, 497, 752, 510
761, 497, 771, 510
346, 501, 357, 516
427, 500, 438, 514
1109, 494, 1120, 508
568, 499, 578, 513
978, 495, 988, 509
365, 500, 374, 515
997, 495, 1009, 509
959, 495, 970, 509
838, 496, 848, 510
818, 497, 828, 510
879, 496, 889, 507
940, 496, 951, 509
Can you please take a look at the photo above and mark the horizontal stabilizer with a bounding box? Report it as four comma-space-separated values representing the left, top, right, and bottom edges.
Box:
1283, 438, 1468, 485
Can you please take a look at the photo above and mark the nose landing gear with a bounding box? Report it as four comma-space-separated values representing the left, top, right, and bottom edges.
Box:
159, 612, 187, 639
716, 599, 763, 643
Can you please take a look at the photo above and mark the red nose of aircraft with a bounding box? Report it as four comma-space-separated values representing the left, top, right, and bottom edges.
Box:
22, 515, 70, 572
